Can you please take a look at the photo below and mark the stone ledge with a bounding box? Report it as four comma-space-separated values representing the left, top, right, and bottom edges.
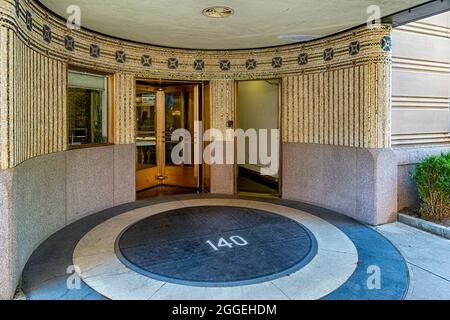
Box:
399, 213, 450, 240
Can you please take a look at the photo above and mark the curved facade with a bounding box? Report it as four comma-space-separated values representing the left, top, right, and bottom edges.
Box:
0, 0, 447, 300
0, 0, 393, 170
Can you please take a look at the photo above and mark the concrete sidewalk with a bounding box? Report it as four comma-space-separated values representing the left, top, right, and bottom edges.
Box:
376, 223, 450, 300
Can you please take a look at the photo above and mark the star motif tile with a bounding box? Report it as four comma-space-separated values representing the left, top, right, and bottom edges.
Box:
298, 53, 308, 65
219, 60, 231, 71
381, 36, 392, 52
324, 48, 334, 61
272, 57, 283, 68
168, 58, 179, 69
26, 11, 32, 31
64, 36, 75, 51
193, 59, 205, 71
42, 25, 52, 44
141, 55, 152, 67
115, 50, 126, 63
246, 59, 257, 70
90, 44, 100, 58
348, 41, 360, 56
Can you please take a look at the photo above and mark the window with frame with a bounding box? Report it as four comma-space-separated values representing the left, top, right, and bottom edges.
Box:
68, 70, 110, 146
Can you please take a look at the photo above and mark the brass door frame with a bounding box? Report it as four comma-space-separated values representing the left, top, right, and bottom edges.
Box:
156, 89, 165, 182
136, 83, 200, 191
202, 81, 211, 192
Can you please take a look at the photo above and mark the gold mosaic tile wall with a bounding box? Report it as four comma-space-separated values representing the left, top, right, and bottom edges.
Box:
282, 62, 391, 148
0, 0, 394, 169
210, 80, 234, 138
0, 27, 12, 169
0, 25, 67, 170
114, 73, 136, 145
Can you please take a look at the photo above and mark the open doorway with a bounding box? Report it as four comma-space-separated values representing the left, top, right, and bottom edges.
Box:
236, 80, 280, 197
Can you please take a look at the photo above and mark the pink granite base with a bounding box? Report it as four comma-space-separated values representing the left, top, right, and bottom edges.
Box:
282, 143, 398, 226
0, 144, 136, 299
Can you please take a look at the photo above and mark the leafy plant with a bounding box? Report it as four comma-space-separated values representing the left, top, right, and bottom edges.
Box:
412, 152, 450, 221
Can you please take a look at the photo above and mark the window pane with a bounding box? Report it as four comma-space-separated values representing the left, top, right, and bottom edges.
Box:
68, 71, 108, 146
136, 92, 157, 169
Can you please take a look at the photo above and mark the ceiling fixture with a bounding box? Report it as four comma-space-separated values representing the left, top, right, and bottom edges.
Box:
202, 6, 234, 18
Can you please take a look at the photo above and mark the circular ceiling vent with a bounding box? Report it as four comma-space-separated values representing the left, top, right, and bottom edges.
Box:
202, 6, 234, 18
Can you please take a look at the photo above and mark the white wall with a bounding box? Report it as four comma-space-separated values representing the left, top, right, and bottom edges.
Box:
237, 80, 279, 176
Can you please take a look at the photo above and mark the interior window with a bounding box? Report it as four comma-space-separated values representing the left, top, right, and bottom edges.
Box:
68, 71, 109, 146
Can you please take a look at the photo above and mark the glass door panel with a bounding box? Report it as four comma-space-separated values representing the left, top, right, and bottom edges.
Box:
135, 83, 200, 192
162, 86, 199, 187
136, 92, 157, 169
163, 92, 182, 166
136, 89, 159, 191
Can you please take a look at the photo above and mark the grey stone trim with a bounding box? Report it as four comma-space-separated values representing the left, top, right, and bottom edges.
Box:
394, 145, 450, 166
399, 214, 450, 240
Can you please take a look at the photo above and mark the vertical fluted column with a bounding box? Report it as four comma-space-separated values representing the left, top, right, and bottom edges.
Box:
114, 73, 136, 145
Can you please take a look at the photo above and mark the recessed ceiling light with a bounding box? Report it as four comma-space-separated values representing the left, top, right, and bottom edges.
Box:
202, 6, 234, 18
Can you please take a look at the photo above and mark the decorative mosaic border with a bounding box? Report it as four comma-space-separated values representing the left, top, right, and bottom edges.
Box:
0, 0, 394, 169
0, 0, 392, 80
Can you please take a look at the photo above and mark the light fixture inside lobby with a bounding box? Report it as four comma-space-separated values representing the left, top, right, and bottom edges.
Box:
202, 6, 234, 18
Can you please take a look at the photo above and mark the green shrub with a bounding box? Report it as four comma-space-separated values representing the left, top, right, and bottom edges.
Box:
412, 152, 450, 221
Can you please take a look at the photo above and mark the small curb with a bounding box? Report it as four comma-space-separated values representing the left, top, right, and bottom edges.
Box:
399, 213, 450, 240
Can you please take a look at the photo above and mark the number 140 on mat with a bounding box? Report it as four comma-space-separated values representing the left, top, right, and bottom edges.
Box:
206, 236, 248, 251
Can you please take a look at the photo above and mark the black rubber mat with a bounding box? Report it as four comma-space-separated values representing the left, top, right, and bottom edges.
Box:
117, 206, 317, 286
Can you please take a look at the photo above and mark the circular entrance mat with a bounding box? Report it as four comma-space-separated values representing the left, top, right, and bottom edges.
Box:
116, 206, 317, 286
